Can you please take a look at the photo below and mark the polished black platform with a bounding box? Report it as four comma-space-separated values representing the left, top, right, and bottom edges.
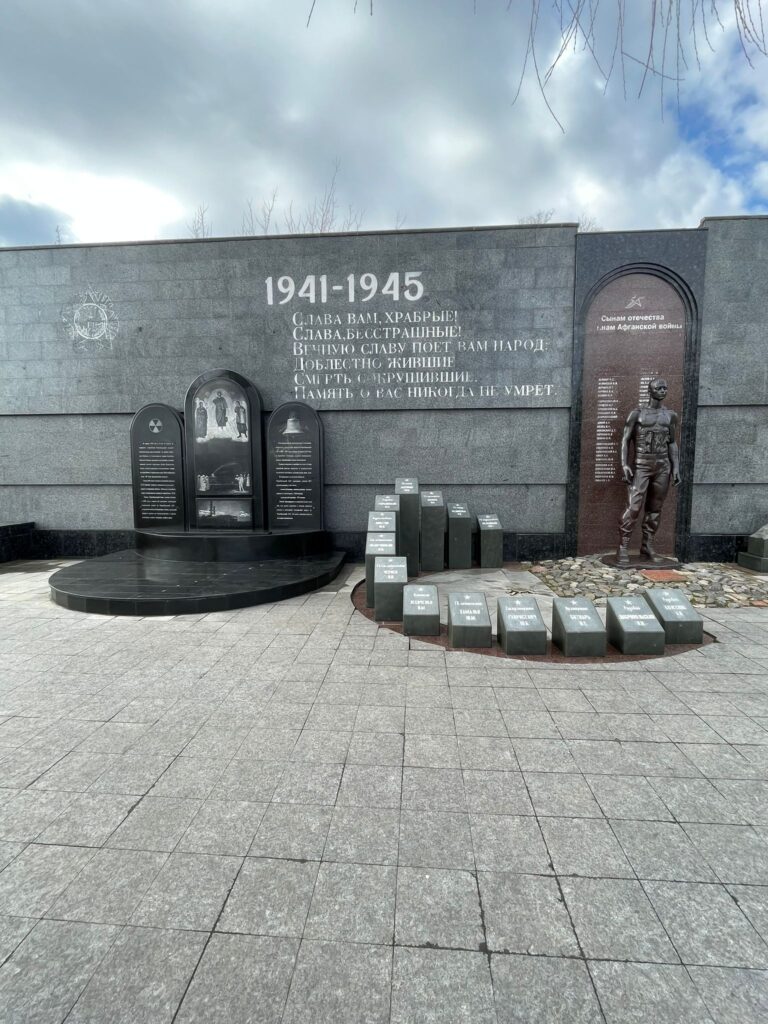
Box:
135, 528, 335, 562
49, 548, 346, 616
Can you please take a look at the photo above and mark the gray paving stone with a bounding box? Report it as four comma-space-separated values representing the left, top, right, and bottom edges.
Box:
526, 772, 603, 817
66, 925, 206, 1023
502, 710, 560, 738
491, 954, 603, 1024
688, 965, 768, 1024
284, 940, 392, 1024
470, 814, 551, 873
478, 872, 579, 955
217, 857, 318, 937
88, 753, 174, 795
649, 776, 746, 823
590, 960, 715, 1023
212, 759, 286, 802
612, 820, 718, 881
0, 789, 75, 843
405, 733, 460, 768
150, 756, 230, 799
0, 919, 119, 1023
462, 769, 533, 814
175, 933, 299, 1024
512, 738, 577, 772
0, 841, 24, 871
354, 704, 405, 732
0, 843, 95, 917
457, 735, 516, 770
346, 731, 404, 765
0, 914, 35, 963
271, 762, 343, 805
561, 877, 680, 962
587, 774, 674, 820
235, 727, 299, 759
729, 885, 768, 943
107, 796, 201, 852
48, 848, 167, 924
290, 729, 351, 764
177, 799, 267, 856
645, 880, 768, 967
402, 767, 465, 812
540, 817, 634, 877
391, 947, 496, 1024
305, 862, 396, 943
396, 867, 482, 949
37, 792, 136, 847
324, 806, 400, 865
248, 803, 332, 860
130, 851, 240, 930
684, 823, 768, 884
337, 764, 402, 808
32, 751, 116, 792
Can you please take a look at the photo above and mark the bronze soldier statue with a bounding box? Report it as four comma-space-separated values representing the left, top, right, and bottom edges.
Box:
616, 377, 681, 566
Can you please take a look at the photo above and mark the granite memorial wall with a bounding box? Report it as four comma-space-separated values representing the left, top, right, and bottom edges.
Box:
0, 217, 766, 561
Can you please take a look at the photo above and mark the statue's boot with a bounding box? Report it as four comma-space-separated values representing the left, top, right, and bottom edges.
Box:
616, 541, 631, 567
639, 534, 662, 564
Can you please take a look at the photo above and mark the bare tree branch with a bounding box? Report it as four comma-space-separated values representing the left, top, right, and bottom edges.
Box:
187, 203, 212, 238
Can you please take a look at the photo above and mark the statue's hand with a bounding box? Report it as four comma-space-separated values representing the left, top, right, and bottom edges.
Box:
672, 471, 681, 486
622, 465, 634, 484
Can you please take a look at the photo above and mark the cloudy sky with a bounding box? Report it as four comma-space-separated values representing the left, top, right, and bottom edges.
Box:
0, 0, 766, 246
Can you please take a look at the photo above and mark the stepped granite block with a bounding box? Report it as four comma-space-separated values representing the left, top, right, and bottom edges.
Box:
642, 588, 704, 644
420, 491, 446, 573
478, 514, 503, 568
606, 596, 666, 655
403, 583, 440, 636
447, 592, 492, 648
738, 524, 768, 572
395, 478, 420, 576
374, 495, 401, 555
374, 556, 408, 621
551, 597, 606, 657
497, 594, 548, 655
365, 532, 397, 608
447, 503, 472, 570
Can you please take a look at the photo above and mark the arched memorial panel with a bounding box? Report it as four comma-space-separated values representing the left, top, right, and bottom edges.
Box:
266, 401, 324, 531
130, 404, 186, 530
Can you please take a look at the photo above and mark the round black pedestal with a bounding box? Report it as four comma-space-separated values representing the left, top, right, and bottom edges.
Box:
136, 528, 335, 562
600, 552, 682, 570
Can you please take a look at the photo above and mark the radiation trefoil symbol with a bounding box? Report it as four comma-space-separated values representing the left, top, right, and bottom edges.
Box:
149, 419, 163, 433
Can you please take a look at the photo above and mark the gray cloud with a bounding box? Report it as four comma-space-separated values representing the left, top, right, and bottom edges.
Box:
0, 197, 72, 246
0, 1, 762, 244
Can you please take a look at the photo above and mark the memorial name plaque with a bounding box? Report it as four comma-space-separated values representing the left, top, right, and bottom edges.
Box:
448, 592, 492, 648
642, 588, 704, 644
266, 401, 323, 531
365, 532, 397, 608
130, 404, 186, 530
420, 491, 446, 573
395, 478, 421, 576
447, 503, 472, 570
374, 556, 408, 621
606, 596, 666, 655
497, 595, 547, 655
368, 510, 397, 535
552, 597, 607, 657
375, 495, 401, 555
478, 514, 503, 568
403, 584, 440, 636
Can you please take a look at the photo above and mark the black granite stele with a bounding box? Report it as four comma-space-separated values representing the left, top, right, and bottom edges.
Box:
447, 503, 472, 570
266, 401, 323, 531
551, 597, 607, 657
395, 478, 421, 576
49, 549, 345, 616
420, 491, 446, 573
0, 522, 35, 564
606, 596, 666, 655
642, 588, 704, 644
497, 595, 548, 655
368, 510, 397, 537
130, 404, 186, 530
403, 583, 440, 636
448, 592, 492, 648
478, 514, 503, 568
365, 532, 397, 608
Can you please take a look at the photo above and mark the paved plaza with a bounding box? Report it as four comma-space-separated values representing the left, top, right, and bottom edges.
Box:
1, 559, 767, 1023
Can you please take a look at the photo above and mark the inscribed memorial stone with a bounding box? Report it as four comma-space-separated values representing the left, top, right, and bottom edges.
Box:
374, 495, 401, 555
497, 595, 547, 655
365, 532, 397, 608
420, 491, 446, 573
642, 588, 704, 644
551, 597, 606, 657
477, 514, 503, 568
395, 478, 421, 575
266, 401, 323, 531
447, 503, 472, 570
606, 596, 666, 655
403, 584, 440, 636
374, 557, 408, 621
130, 404, 185, 530
447, 592, 492, 648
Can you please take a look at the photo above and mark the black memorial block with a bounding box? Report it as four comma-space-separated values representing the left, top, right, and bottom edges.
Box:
448, 592, 492, 648
447, 503, 472, 570
642, 588, 704, 644
420, 491, 446, 573
403, 584, 440, 636
552, 597, 607, 657
185, 369, 265, 530
375, 495, 401, 554
738, 525, 768, 573
368, 510, 397, 535
497, 595, 547, 655
395, 478, 420, 576
606, 596, 666, 655
365, 532, 397, 608
478, 514, 503, 568
267, 401, 323, 531
130, 404, 186, 530
374, 556, 408, 621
